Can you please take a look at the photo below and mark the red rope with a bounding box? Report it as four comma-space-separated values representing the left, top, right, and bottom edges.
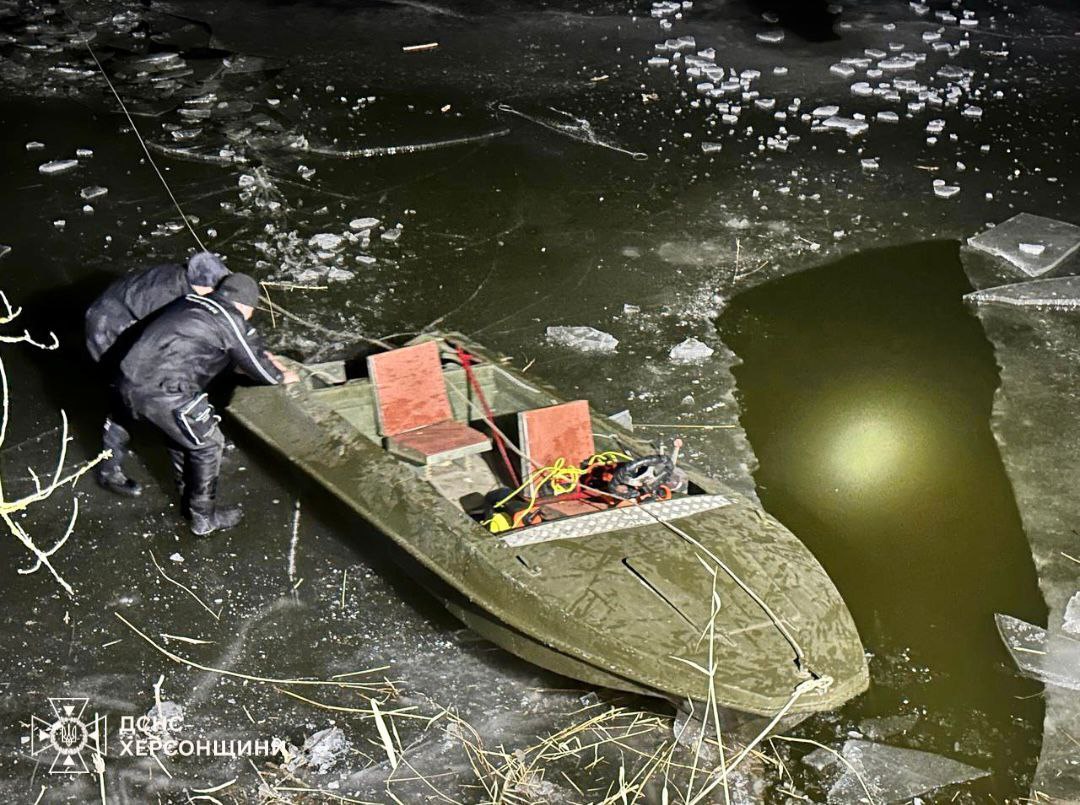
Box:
455, 346, 520, 486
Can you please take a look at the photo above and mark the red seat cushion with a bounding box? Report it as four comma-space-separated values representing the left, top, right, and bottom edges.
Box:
387, 420, 491, 465
368, 341, 453, 436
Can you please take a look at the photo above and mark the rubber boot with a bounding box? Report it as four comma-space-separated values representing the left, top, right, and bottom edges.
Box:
185, 463, 242, 536
95, 466, 143, 497
95, 417, 143, 497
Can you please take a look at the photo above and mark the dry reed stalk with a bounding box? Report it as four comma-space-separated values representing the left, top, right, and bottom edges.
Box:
149, 549, 222, 620
116, 612, 395, 694
772, 735, 877, 805
0, 295, 108, 594
273, 687, 420, 719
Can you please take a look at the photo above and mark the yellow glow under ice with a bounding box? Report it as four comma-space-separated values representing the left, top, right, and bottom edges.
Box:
828, 413, 908, 491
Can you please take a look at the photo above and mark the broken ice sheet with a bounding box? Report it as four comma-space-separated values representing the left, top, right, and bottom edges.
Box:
546, 326, 618, 353
804, 740, 989, 804
38, 159, 78, 175
996, 613, 1080, 690
857, 713, 918, 741
669, 337, 714, 364
1064, 593, 1080, 636
285, 726, 349, 774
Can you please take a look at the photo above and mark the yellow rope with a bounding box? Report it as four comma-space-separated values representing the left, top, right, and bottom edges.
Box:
485, 451, 629, 529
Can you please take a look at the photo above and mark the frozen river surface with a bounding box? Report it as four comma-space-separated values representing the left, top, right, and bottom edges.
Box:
0, 0, 1076, 801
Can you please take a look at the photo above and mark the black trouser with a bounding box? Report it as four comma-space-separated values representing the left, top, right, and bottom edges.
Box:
116, 385, 225, 507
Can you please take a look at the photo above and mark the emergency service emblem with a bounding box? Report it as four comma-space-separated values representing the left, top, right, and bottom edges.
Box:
28, 697, 107, 774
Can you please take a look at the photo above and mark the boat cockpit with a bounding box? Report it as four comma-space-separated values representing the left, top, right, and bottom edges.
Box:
294, 338, 714, 536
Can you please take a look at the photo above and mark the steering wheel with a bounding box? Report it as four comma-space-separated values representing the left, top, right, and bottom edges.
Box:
609, 455, 674, 499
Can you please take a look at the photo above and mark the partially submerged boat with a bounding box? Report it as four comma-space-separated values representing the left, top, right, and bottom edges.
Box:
228, 333, 868, 721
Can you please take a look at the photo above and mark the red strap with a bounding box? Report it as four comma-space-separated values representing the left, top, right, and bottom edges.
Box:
456, 346, 519, 486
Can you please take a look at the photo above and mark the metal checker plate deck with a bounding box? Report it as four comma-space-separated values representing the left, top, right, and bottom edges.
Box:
500, 495, 732, 547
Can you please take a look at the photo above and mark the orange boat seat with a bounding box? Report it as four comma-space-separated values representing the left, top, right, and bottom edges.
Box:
367, 341, 491, 465
517, 400, 595, 497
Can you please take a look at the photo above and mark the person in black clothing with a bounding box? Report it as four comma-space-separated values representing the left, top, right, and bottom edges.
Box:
87, 251, 231, 496
115, 273, 299, 535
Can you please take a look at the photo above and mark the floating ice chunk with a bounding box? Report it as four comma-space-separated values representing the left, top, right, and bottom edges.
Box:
308, 233, 343, 250
667, 35, 697, 52
285, 727, 350, 774
968, 214, 1080, 278
937, 65, 971, 80
805, 740, 989, 804
962, 105, 983, 119
830, 63, 856, 78
651, 0, 681, 17
0, 245, 9, 260
861, 157, 879, 171
53, 219, 66, 230
822, 116, 869, 136
756, 30, 784, 44
381, 227, 402, 243
327, 268, 355, 281
997, 613, 1080, 690
811, 105, 840, 118
349, 217, 380, 231
851, 82, 873, 97
700, 141, 722, 153
933, 183, 960, 198
647, 56, 670, 67
858, 714, 918, 741
25, 141, 44, 151
670, 337, 715, 364
546, 326, 619, 353
910, 2, 930, 14
926, 118, 945, 133
38, 159, 78, 175
80, 186, 108, 200
922, 30, 941, 42
1065, 593, 1080, 636
76, 148, 93, 158
762, 11, 779, 22
877, 110, 900, 123
144, 700, 184, 735
773, 66, 788, 75
879, 55, 918, 71
865, 48, 886, 59
1018, 243, 1046, 257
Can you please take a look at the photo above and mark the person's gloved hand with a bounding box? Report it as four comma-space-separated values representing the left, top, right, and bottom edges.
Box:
267, 352, 300, 384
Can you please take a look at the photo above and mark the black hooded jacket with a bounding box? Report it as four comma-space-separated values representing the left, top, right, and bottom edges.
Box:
85, 263, 192, 362
118, 292, 282, 403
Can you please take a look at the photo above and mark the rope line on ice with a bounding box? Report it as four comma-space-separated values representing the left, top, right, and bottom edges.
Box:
495, 103, 648, 161
76, 31, 208, 251
304, 127, 510, 159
